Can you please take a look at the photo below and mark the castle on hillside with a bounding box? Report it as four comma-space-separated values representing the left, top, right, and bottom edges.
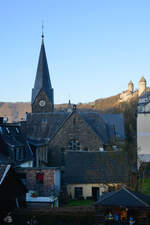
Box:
120, 77, 147, 102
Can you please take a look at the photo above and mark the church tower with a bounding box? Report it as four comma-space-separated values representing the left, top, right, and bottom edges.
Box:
31, 33, 54, 113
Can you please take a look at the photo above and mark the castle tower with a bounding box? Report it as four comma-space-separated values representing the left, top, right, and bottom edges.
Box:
139, 76, 146, 96
128, 80, 134, 92
31, 33, 54, 113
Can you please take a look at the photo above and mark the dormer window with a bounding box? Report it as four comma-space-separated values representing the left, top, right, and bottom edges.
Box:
15, 147, 24, 161
16, 128, 20, 133
6, 127, 10, 134
0, 126, 2, 134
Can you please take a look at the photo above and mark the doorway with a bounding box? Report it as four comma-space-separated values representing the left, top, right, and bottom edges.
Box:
92, 187, 99, 201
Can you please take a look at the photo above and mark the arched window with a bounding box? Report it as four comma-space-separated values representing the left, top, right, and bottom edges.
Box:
68, 139, 80, 151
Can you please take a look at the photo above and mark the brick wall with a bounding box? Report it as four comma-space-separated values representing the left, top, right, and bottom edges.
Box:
17, 168, 55, 196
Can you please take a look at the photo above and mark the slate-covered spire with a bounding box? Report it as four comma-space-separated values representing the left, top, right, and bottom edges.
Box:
31, 34, 54, 107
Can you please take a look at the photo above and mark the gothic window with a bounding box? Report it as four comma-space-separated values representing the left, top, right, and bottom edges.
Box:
68, 139, 80, 151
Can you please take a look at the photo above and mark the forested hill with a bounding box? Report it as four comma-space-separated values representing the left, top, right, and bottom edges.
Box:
0, 93, 138, 123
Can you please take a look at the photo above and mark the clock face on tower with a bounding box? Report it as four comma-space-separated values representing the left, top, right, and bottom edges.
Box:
39, 100, 46, 107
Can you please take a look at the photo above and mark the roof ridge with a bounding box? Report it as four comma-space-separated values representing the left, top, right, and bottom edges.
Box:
0, 164, 11, 185
78, 112, 107, 143
49, 111, 74, 142
99, 189, 121, 204
122, 187, 150, 207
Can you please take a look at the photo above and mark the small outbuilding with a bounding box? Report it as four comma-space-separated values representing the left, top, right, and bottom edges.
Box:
95, 187, 150, 225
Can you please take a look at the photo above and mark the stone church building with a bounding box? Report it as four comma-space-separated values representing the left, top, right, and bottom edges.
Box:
22, 34, 129, 200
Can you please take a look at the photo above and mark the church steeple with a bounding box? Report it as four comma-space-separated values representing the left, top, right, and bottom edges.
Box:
31, 33, 54, 113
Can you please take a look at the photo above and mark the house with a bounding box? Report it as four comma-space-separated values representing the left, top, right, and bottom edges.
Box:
0, 117, 61, 204
64, 151, 129, 200
137, 91, 150, 165
0, 118, 33, 167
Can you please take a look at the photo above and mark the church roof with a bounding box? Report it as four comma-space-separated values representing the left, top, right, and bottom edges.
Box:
26, 111, 125, 144
26, 112, 70, 140
79, 112, 110, 144
101, 113, 125, 140
64, 151, 129, 184
32, 38, 53, 104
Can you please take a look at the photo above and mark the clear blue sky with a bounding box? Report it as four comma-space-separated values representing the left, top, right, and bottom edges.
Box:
1, 0, 150, 104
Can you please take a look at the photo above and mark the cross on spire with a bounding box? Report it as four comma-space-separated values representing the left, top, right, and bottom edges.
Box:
41, 22, 44, 40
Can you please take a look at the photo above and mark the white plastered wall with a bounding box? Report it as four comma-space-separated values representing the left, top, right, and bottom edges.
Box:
137, 113, 150, 163
67, 183, 119, 199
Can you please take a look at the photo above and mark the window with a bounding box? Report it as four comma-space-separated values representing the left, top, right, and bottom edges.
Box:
38, 147, 48, 167
36, 173, 44, 184
6, 127, 10, 134
0, 126, 2, 133
84, 147, 88, 151
15, 147, 24, 161
16, 127, 20, 133
75, 187, 83, 199
68, 139, 80, 151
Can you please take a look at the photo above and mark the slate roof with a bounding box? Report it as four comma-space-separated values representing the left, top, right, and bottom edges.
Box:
26, 111, 125, 145
28, 138, 50, 147
63, 151, 129, 184
0, 123, 33, 165
32, 39, 53, 104
26, 112, 70, 140
95, 187, 150, 208
101, 114, 125, 140
79, 112, 111, 144
138, 91, 150, 107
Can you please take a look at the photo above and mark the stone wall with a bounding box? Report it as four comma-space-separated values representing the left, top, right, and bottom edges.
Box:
48, 111, 103, 166
32, 89, 53, 113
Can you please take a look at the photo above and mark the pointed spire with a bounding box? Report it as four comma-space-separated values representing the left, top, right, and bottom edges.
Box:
41, 22, 44, 43
31, 33, 54, 106
67, 100, 73, 113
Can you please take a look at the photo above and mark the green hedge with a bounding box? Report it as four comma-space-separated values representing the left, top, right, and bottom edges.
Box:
14, 212, 95, 225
